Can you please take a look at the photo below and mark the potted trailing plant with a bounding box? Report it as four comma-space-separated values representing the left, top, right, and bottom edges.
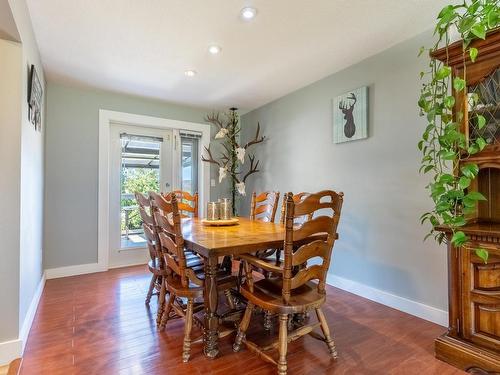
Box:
202, 108, 265, 215
418, 0, 499, 262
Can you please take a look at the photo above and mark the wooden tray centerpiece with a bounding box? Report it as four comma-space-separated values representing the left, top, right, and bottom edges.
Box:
201, 217, 239, 226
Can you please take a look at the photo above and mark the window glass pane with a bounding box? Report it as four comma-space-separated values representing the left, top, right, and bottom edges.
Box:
180, 136, 198, 195
120, 137, 160, 248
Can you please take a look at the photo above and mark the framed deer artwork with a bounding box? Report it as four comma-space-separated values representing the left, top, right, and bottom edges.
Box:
332, 86, 368, 144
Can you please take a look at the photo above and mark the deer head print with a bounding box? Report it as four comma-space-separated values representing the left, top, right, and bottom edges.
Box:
339, 93, 357, 138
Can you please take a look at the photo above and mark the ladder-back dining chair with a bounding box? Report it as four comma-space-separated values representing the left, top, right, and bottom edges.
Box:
237, 191, 280, 288
233, 190, 344, 375
150, 191, 237, 362
135, 192, 165, 307
250, 191, 280, 222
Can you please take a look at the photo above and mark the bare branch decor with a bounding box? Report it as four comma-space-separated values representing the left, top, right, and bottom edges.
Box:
202, 108, 265, 214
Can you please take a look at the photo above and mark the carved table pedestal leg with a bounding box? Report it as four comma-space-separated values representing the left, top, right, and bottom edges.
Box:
203, 255, 219, 358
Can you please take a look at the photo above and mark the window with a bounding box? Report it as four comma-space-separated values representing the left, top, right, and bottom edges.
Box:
180, 133, 199, 195
120, 133, 162, 248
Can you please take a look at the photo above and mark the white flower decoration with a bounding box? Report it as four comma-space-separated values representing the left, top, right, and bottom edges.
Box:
215, 128, 228, 139
218, 166, 227, 183
236, 182, 246, 196
235, 147, 246, 163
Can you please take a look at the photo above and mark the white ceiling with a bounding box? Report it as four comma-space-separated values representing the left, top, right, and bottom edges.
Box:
26, 0, 448, 112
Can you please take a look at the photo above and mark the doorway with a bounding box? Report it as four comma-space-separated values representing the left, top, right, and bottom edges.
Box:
99, 110, 210, 270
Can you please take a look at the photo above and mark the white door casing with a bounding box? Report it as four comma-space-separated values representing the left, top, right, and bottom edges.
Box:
98, 110, 210, 270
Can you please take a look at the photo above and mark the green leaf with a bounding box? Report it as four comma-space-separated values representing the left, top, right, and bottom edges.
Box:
476, 137, 487, 151
436, 66, 452, 80
461, 163, 479, 179
423, 165, 434, 174
451, 216, 467, 227
458, 176, 471, 189
469, 93, 479, 106
475, 248, 489, 264
439, 174, 455, 184
418, 46, 425, 57
441, 150, 456, 160
487, 9, 499, 28
437, 4, 454, 19
463, 196, 476, 208
447, 189, 464, 199
436, 201, 451, 212
463, 206, 476, 215
458, 16, 476, 33
466, 191, 487, 201
469, 47, 478, 62
451, 231, 467, 246
477, 115, 486, 129
453, 77, 466, 91
468, 1, 480, 15
468, 144, 480, 155
444, 95, 455, 108
437, 5, 458, 26
471, 24, 486, 39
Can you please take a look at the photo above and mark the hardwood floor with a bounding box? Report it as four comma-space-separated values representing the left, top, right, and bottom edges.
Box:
20, 265, 464, 374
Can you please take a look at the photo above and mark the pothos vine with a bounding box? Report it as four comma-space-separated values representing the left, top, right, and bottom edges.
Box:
418, 0, 499, 263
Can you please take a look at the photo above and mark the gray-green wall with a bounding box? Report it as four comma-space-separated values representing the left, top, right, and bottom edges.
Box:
44, 84, 226, 269
241, 30, 448, 311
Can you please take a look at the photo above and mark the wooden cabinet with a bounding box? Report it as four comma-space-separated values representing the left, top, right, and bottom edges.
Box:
433, 29, 500, 373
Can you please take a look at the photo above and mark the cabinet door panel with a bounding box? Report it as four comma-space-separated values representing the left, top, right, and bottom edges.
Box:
462, 244, 500, 352
476, 304, 500, 337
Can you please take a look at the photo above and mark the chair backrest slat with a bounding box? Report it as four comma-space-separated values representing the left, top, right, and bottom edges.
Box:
250, 191, 280, 222
162, 190, 199, 218
280, 192, 313, 224
281, 190, 343, 304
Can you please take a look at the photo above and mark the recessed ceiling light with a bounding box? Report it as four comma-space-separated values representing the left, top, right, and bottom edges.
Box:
184, 70, 197, 77
240, 7, 257, 20
208, 45, 221, 55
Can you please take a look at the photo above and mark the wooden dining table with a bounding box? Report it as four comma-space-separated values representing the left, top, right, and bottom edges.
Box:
181, 216, 286, 358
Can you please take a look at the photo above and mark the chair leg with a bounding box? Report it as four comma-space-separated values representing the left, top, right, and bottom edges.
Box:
233, 302, 254, 352
315, 307, 338, 359
182, 298, 194, 363
156, 278, 167, 326
237, 261, 244, 292
145, 275, 157, 305
224, 289, 236, 310
278, 314, 288, 375
159, 291, 174, 331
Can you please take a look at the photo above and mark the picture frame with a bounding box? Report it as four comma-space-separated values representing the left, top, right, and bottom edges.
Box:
28, 64, 43, 131
332, 86, 368, 144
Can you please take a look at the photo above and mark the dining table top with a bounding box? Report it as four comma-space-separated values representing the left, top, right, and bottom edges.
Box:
181, 216, 286, 258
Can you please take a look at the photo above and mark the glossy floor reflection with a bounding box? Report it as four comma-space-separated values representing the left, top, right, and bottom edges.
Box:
20, 265, 464, 374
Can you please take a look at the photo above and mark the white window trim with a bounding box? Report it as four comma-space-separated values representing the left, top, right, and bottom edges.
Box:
98, 109, 210, 270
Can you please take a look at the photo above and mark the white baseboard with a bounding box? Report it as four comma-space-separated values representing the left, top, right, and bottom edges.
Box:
19, 273, 46, 352
108, 261, 147, 269
326, 273, 448, 327
45, 262, 106, 279
0, 339, 22, 366
0, 273, 46, 366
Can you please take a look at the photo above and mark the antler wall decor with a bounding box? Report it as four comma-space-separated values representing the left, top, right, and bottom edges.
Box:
201, 108, 265, 214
